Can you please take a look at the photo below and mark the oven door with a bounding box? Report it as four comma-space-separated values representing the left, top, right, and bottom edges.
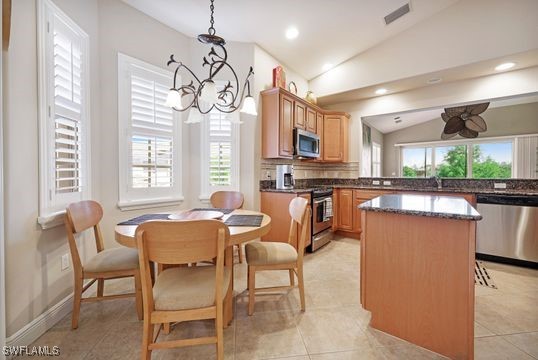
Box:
313, 197, 333, 234
294, 128, 320, 158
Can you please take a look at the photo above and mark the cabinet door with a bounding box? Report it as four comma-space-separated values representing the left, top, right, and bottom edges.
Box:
298, 193, 312, 248
316, 113, 324, 160
279, 94, 294, 157
338, 189, 354, 231
352, 196, 361, 233
323, 115, 343, 161
306, 107, 317, 133
294, 101, 307, 129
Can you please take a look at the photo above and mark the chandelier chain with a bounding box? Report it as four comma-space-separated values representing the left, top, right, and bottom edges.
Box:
208, 0, 216, 35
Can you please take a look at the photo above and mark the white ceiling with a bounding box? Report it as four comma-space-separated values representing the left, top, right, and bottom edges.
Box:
363, 94, 538, 134
121, 0, 459, 80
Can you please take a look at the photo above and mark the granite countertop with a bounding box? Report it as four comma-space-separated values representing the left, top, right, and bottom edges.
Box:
259, 188, 316, 194
331, 184, 538, 196
359, 194, 482, 221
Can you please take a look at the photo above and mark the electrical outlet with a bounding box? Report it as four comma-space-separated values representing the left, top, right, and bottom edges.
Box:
372, 180, 380, 185
265, 171, 271, 180
383, 180, 392, 186
61, 254, 70, 271
494, 182, 507, 189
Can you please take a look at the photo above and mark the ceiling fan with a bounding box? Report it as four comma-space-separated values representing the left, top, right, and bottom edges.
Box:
440, 102, 489, 139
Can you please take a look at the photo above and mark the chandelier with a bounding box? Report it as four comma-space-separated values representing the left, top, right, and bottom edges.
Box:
165, 0, 257, 123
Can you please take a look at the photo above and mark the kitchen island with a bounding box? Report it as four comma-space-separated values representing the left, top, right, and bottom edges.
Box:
359, 194, 482, 360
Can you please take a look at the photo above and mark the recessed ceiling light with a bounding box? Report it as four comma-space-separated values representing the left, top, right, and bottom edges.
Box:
495, 62, 515, 71
322, 63, 334, 72
285, 27, 299, 40
427, 77, 442, 84
375, 88, 388, 95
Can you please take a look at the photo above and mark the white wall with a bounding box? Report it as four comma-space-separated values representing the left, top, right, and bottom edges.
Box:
327, 66, 538, 177
382, 102, 538, 176
310, 0, 538, 97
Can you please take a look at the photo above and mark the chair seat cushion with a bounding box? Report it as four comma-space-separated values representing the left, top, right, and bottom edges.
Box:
153, 266, 231, 311
245, 241, 298, 266
84, 247, 139, 273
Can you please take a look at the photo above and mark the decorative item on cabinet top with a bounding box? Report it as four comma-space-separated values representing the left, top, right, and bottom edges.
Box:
272, 65, 286, 89
288, 81, 297, 95
305, 91, 317, 105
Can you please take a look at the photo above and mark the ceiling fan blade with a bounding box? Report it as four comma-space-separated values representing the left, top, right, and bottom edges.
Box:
466, 115, 487, 132
444, 116, 465, 134
441, 131, 457, 140
459, 128, 478, 138
444, 106, 466, 118
468, 102, 490, 115
441, 113, 450, 123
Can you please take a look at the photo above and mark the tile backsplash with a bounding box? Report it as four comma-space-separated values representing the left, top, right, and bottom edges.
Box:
260, 159, 360, 180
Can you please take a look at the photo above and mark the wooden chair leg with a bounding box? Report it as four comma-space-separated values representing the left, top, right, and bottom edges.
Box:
141, 318, 154, 360
71, 276, 83, 329
216, 302, 224, 360
97, 279, 104, 297
248, 266, 255, 316
134, 272, 143, 321
289, 269, 295, 286
297, 266, 305, 312
237, 244, 244, 264
162, 323, 171, 334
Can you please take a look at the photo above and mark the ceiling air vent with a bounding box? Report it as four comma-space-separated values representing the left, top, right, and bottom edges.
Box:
384, 3, 410, 25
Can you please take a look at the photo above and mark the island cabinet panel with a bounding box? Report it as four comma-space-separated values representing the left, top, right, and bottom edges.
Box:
306, 107, 317, 133
361, 211, 476, 359
260, 192, 311, 250
323, 114, 349, 162
294, 101, 307, 129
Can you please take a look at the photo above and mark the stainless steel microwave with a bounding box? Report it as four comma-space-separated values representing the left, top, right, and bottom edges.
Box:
293, 128, 320, 158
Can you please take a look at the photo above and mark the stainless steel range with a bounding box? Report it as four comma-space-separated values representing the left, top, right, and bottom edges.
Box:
309, 188, 334, 252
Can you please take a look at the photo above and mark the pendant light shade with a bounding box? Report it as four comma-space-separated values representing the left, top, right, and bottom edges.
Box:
200, 80, 219, 104
186, 106, 202, 124
165, 89, 182, 109
240, 96, 257, 116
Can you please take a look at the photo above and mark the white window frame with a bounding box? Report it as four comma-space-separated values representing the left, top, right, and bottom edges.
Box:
37, 0, 91, 228
372, 142, 382, 177
117, 53, 183, 211
397, 135, 518, 178
199, 95, 240, 201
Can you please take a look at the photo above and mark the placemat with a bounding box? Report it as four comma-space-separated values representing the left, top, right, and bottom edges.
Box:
117, 213, 171, 226
191, 208, 234, 214
224, 215, 263, 227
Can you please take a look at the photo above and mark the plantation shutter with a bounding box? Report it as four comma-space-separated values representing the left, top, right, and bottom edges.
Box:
53, 19, 84, 194
129, 70, 175, 188
208, 110, 233, 186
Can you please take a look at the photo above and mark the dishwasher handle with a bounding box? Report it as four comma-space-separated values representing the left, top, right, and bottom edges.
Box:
476, 194, 538, 207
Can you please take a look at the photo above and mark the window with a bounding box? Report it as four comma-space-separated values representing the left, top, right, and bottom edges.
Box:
400, 140, 514, 179
372, 142, 382, 177
38, 0, 90, 227
200, 95, 240, 200
118, 54, 182, 210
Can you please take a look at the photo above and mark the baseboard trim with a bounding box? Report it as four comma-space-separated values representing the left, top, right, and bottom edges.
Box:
5, 292, 74, 350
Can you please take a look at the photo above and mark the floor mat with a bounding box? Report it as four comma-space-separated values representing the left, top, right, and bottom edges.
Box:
475, 261, 497, 289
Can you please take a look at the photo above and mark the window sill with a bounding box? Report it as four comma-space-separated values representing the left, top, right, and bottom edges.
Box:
38, 210, 66, 230
117, 196, 184, 211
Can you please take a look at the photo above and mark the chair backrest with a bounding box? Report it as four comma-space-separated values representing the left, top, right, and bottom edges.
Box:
210, 191, 244, 209
287, 197, 311, 257
135, 220, 230, 311
64, 200, 105, 274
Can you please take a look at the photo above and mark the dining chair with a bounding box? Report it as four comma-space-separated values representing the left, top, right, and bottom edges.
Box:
245, 196, 310, 315
136, 220, 231, 360
210, 191, 245, 263
64, 200, 143, 329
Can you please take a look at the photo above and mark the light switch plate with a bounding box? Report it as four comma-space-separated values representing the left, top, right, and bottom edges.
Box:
494, 182, 507, 189
383, 180, 392, 186
372, 180, 380, 185
61, 254, 70, 271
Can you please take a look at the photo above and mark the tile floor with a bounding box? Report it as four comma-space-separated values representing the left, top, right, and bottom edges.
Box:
26, 237, 538, 359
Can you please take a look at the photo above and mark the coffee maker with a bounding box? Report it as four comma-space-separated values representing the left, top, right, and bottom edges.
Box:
276, 164, 294, 190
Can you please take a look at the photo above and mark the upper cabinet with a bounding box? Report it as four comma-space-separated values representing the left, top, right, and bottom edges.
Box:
261, 87, 350, 162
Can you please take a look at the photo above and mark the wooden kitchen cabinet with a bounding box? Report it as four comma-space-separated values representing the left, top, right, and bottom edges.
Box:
323, 114, 349, 162
261, 87, 350, 162
260, 191, 312, 250
336, 189, 354, 231
294, 101, 307, 129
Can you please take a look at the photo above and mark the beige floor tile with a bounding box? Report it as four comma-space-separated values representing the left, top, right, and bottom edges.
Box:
309, 347, 386, 360
296, 306, 370, 354
379, 344, 448, 359
475, 322, 496, 338
475, 336, 535, 360
234, 310, 307, 360
83, 321, 142, 360
502, 332, 538, 358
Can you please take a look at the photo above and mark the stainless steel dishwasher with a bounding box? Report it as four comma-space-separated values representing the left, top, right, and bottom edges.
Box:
476, 194, 538, 268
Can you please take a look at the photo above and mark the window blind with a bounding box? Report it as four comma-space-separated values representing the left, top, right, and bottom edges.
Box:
130, 73, 175, 188
53, 22, 83, 194
208, 109, 233, 186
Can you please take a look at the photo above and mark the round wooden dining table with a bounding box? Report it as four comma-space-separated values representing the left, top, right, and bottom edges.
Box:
114, 209, 272, 326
